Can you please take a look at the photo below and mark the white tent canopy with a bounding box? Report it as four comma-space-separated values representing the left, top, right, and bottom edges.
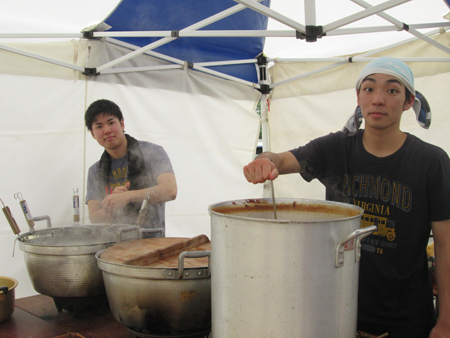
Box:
0, 0, 449, 299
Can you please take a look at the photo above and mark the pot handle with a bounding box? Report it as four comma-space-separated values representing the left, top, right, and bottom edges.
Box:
335, 225, 377, 268
139, 227, 165, 239
0, 286, 8, 301
116, 225, 140, 243
32, 215, 52, 229
177, 251, 211, 279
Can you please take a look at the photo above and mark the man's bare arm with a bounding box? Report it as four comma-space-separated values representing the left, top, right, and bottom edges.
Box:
243, 151, 301, 184
100, 173, 177, 214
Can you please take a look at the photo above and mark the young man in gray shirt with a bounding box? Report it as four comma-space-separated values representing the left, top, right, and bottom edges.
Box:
85, 99, 177, 232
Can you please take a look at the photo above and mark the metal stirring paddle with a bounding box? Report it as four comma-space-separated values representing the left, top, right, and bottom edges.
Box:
270, 180, 277, 219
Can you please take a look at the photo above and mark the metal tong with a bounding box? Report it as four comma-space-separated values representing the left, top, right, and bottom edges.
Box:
105, 186, 113, 227
73, 188, 80, 225
136, 187, 154, 227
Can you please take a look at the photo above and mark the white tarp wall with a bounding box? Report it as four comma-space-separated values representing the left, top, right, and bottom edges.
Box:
0, 39, 262, 298
268, 30, 450, 200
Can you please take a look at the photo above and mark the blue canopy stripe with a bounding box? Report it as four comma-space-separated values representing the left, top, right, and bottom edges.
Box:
102, 0, 271, 83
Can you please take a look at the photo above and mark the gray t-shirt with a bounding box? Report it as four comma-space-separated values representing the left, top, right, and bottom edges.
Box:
86, 140, 174, 231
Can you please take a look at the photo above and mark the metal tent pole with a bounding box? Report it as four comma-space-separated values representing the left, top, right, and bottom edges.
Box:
0, 43, 84, 72
256, 54, 274, 198
269, 27, 450, 90
103, 38, 260, 88
323, 0, 410, 33
305, 0, 316, 26
96, 0, 264, 73
352, 0, 450, 55
234, 0, 306, 33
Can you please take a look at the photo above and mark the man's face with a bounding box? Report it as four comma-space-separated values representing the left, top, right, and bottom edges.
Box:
90, 113, 126, 152
357, 73, 414, 131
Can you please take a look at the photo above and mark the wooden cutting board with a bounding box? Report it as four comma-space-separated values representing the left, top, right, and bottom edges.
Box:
100, 234, 211, 268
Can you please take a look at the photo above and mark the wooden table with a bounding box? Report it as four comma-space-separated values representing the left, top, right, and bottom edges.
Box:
0, 294, 132, 338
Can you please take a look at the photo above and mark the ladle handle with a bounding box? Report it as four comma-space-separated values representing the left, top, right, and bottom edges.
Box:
270, 181, 277, 219
3, 206, 20, 235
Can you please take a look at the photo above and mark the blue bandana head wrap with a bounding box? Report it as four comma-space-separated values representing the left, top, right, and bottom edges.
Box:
343, 57, 431, 135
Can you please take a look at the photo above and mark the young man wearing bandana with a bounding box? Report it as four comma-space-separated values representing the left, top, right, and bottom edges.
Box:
85, 99, 177, 234
243, 57, 450, 338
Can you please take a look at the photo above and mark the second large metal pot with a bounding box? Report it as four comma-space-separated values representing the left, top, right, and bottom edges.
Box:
209, 198, 375, 338
96, 238, 211, 337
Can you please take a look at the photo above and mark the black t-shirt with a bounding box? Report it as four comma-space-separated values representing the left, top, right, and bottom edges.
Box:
290, 130, 450, 327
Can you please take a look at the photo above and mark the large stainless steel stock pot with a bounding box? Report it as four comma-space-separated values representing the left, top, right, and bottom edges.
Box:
209, 198, 376, 338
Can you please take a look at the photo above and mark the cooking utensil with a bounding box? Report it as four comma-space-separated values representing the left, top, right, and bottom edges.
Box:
1, 199, 20, 235
96, 236, 212, 337
105, 186, 113, 226
0, 276, 18, 323
73, 188, 80, 224
209, 198, 376, 338
14, 192, 35, 230
136, 187, 154, 227
270, 180, 277, 219
16, 215, 139, 299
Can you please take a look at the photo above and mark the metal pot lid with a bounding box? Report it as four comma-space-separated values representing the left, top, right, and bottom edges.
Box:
18, 224, 137, 255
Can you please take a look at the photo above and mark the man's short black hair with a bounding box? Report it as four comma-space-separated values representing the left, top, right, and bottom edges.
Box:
85, 99, 124, 131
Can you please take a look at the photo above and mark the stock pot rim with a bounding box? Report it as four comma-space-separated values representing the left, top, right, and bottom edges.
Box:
17, 224, 136, 255
208, 197, 364, 223
0, 276, 18, 291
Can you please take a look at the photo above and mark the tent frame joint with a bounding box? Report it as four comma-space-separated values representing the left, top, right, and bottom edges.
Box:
257, 54, 268, 65
256, 53, 270, 94
171, 30, 180, 38
402, 23, 410, 31
83, 31, 95, 39
257, 84, 271, 94
83, 67, 99, 76
296, 25, 324, 42
183, 61, 194, 70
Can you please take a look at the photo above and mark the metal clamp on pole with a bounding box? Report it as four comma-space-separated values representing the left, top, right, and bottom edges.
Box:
256, 53, 271, 94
